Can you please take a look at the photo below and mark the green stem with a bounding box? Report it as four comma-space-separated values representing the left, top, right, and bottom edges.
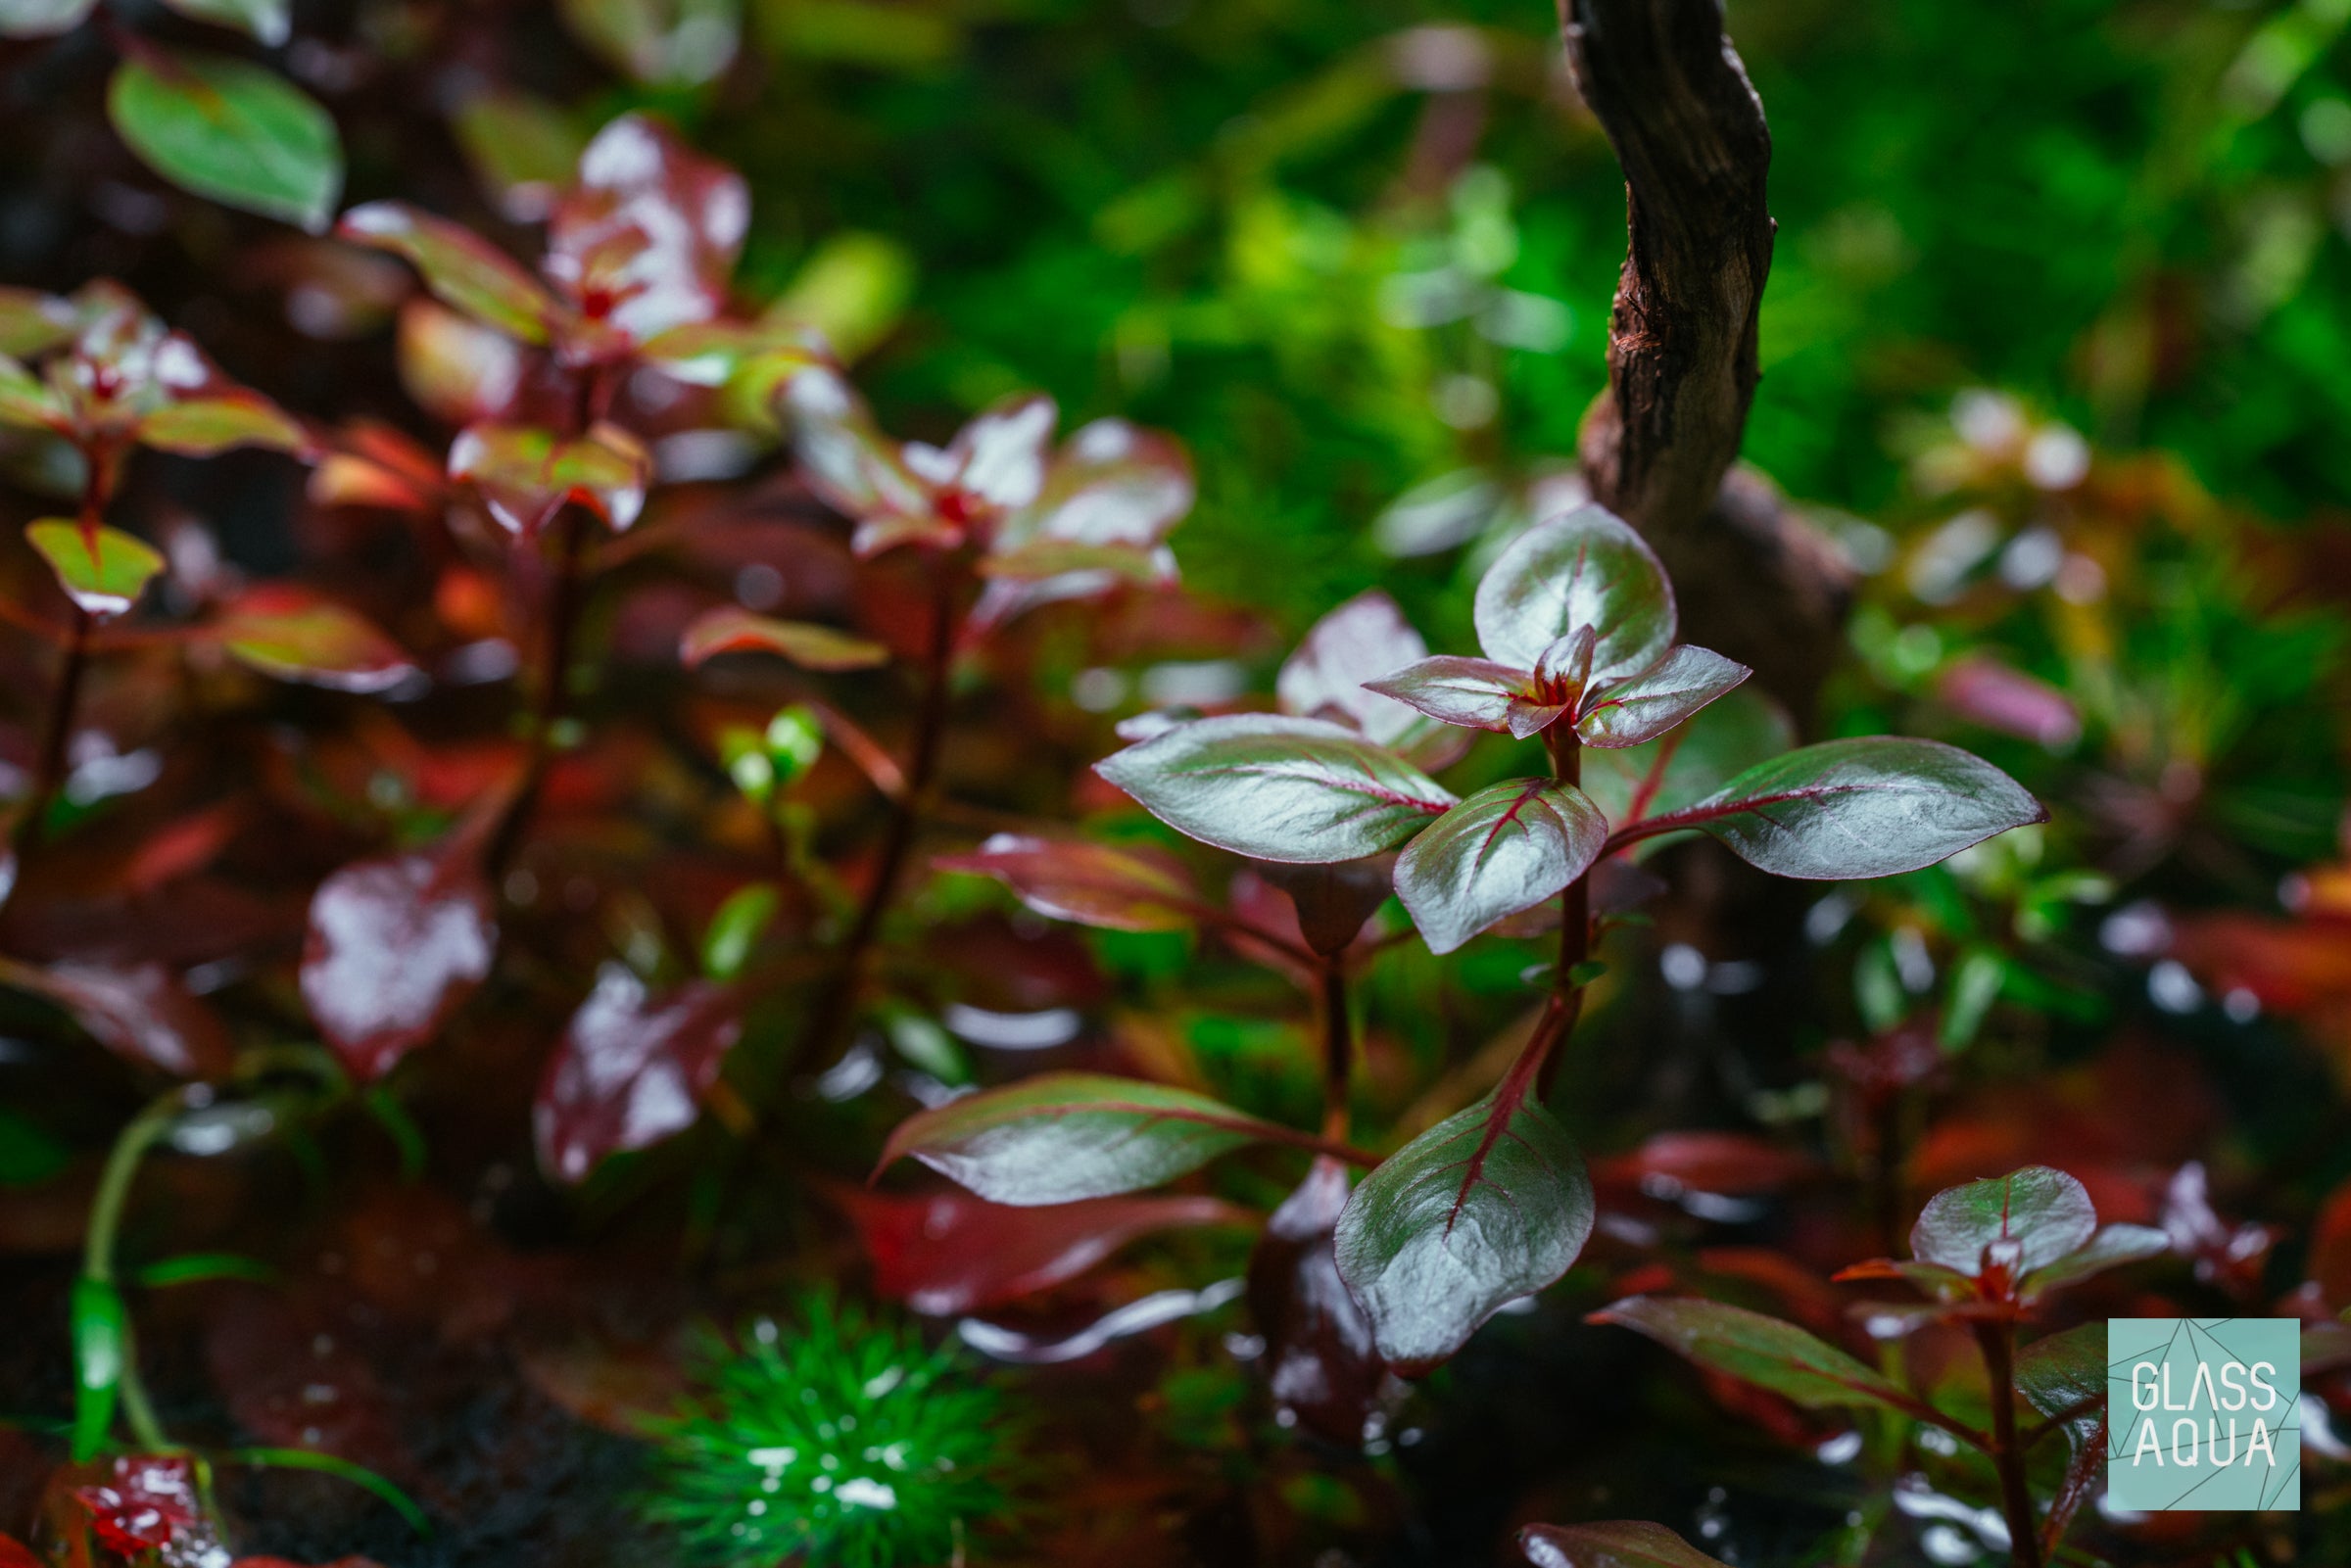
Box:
83, 1087, 198, 1453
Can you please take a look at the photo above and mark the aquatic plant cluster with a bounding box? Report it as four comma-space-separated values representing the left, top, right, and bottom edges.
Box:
2, 0, 2349, 1565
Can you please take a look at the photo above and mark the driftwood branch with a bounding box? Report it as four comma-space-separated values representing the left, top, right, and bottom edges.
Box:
1560, 0, 1848, 720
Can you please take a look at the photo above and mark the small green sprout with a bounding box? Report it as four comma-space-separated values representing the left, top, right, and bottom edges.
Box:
639, 1294, 1009, 1568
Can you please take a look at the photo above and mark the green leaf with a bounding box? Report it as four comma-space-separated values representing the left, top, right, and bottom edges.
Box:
108, 50, 343, 232
0, 0, 98, 39
1910, 1165, 2095, 1278
1473, 504, 1675, 682
876, 1071, 1295, 1206
1520, 1521, 1733, 1568
1334, 1081, 1594, 1370
1591, 1295, 1915, 1412
214, 586, 418, 692
226, 1447, 431, 1536
1576, 645, 1751, 748
558, 0, 742, 85
132, 1252, 278, 1287
134, 392, 307, 456
700, 882, 779, 980
0, 353, 62, 430
158, 0, 291, 46
0, 289, 76, 358
935, 832, 1204, 933
448, 89, 586, 223
1096, 713, 1456, 865
1615, 736, 2045, 879
1394, 779, 1607, 955
26, 519, 165, 619
679, 606, 889, 672
71, 1276, 126, 1460
339, 202, 560, 344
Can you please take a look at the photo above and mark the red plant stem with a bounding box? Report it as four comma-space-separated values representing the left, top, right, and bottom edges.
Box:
16, 607, 91, 853
1539, 721, 1591, 1096
488, 503, 591, 875
17, 454, 118, 855
798, 567, 960, 1069
1973, 1318, 2044, 1568
1319, 956, 1352, 1141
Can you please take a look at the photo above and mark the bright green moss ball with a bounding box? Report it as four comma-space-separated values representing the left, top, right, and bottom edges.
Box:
638, 1295, 1009, 1568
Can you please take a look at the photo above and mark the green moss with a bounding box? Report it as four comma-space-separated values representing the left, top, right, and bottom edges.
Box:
638, 1294, 1011, 1568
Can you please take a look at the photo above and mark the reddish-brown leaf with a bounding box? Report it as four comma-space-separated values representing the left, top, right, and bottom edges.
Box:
300, 845, 497, 1082
534, 968, 742, 1184
935, 832, 1203, 934
1246, 1157, 1396, 1445
836, 1182, 1240, 1315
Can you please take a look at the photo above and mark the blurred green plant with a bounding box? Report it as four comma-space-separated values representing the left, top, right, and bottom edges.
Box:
638, 1294, 1013, 1568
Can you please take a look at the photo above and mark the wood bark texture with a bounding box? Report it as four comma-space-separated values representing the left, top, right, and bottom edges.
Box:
1559, 0, 1848, 720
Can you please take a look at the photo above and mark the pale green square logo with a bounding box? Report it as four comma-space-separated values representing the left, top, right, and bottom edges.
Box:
2107, 1318, 2299, 1511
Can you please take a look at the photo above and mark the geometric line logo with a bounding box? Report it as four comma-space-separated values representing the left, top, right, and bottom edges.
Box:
2107, 1317, 2299, 1511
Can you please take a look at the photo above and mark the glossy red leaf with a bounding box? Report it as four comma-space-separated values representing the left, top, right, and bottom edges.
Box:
934, 832, 1203, 933
1574, 644, 1751, 748
22, 960, 234, 1078
985, 415, 1192, 577
1594, 1130, 1819, 1198
1333, 1056, 1594, 1370
535, 967, 742, 1184
338, 201, 559, 344
1096, 713, 1456, 865
1474, 504, 1676, 683
72, 1455, 220, 1564
1274, 590, 1468, 770
1394, 778, 1607, 955
877, 1071, 1301, 1206
837, 1183, 1239, 1315
678, 605, 889, 672
0, 1534, 37, 1568
449, 419, 649, 536
1607, 737, 2046, 879
1247, 1157, 1396, 1445
301, 845, 497, 1083
1937, 654, 2083, 748
214, 584, 419, 692
1256, 856, 1395, 958
547, 114, 749, 350
1591, 1296, 1913, 1412
1909, 1165, 2096, 1280
1364, 655, 1529, 735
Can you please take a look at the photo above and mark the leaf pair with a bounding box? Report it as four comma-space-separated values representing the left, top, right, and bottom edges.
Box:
1836, 1164, 2169, 1307
782, 373, 1196, 628
0, 280, 308, 456
876, 1061, 1597, 1370
342, 114, 755, 366
1367, 507, 1749, 748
